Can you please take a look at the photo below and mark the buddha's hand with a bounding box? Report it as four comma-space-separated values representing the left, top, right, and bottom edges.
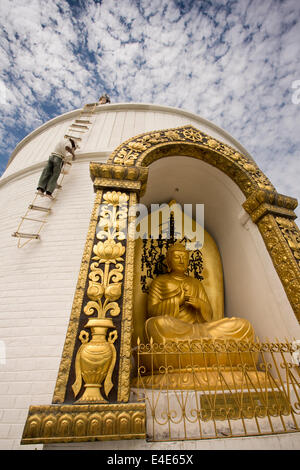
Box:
184, 295, 202, 311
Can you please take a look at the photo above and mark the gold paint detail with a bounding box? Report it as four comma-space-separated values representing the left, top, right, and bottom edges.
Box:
93, 178, 141, 192
118, 192, 138, 402
72, 191, 129, 403
52, 190, 103, 403
107, 125, 275, 195
243, 189, 298, 223
90, 163, 148, 196
257, 214, 300, 321
250, 204, 297, 224
276, 217, 300, 257
21, 403, 146, 445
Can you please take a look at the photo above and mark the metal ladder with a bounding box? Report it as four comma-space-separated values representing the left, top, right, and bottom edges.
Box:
12, 102, 98, 248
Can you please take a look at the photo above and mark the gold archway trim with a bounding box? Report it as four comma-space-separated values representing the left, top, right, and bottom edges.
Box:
107, 125, 300, 322
108, 125, 275, 196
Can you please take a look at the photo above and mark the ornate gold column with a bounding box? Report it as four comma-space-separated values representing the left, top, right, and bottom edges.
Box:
243, 189, 300, 321
21, 163, 148, 445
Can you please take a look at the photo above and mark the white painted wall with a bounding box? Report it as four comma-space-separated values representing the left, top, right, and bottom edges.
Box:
0, 103, 298, 450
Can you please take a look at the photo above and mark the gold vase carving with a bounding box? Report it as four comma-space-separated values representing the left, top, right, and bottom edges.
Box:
71, 191, 128, 403
72, 318, 118, 403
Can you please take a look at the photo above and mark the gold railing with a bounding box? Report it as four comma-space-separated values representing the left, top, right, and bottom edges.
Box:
132, 338, 300, 441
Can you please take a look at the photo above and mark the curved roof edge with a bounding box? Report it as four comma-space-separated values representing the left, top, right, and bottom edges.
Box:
6, 102, 254, 170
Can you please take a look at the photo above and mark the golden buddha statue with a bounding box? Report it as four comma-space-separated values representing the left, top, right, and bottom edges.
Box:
136, 242, 260, 390
146, 242, 254, 345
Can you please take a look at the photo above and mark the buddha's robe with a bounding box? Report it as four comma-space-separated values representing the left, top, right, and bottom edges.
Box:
146, 274, 254, 344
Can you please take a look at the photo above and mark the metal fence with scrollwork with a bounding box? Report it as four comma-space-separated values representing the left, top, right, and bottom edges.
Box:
131, 338, 300, 441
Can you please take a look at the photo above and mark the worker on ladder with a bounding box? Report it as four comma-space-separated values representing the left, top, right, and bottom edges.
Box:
99, 93, 110, 104
36, 137, 76, 199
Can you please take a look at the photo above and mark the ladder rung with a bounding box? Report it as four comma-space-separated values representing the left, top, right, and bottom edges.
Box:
12, 232, 40, 239
64, 134, 82, 141
71, 123, 89, 129
21, 216, 47, 223
28, 204, 51, 212
75, 119, 91, 124
68, 128, 86, 133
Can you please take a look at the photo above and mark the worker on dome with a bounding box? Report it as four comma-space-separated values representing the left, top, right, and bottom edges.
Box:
36, 137, 76, 199
99, 93, 111, 104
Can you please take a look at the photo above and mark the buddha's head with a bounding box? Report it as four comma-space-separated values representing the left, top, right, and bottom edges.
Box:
166, 243, 189, 274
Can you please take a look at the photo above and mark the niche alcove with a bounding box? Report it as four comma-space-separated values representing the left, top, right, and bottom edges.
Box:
131, 154, 298, 343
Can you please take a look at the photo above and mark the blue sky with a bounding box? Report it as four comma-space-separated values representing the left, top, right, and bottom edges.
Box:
0, 0, 299, 213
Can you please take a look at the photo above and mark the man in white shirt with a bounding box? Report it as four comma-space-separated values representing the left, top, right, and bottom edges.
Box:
36, 137, 76, 199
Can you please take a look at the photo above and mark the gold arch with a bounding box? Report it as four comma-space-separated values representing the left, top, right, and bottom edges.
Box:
108, 125, 275, 197
107, 125, 300, 323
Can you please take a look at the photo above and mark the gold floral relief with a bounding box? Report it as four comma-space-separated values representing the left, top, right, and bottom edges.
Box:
276, 217, 300, 262
72, 190, 129, 403
52, 190, 103, 403
118, 192, 138, 402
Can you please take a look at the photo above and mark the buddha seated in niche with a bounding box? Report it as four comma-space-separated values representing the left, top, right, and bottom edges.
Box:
137, 242, 261, 390
146, 242, 254, 345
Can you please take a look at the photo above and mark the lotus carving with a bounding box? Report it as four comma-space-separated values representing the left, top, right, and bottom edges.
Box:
103, 191, 129, 206
93, 239, 125, 262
